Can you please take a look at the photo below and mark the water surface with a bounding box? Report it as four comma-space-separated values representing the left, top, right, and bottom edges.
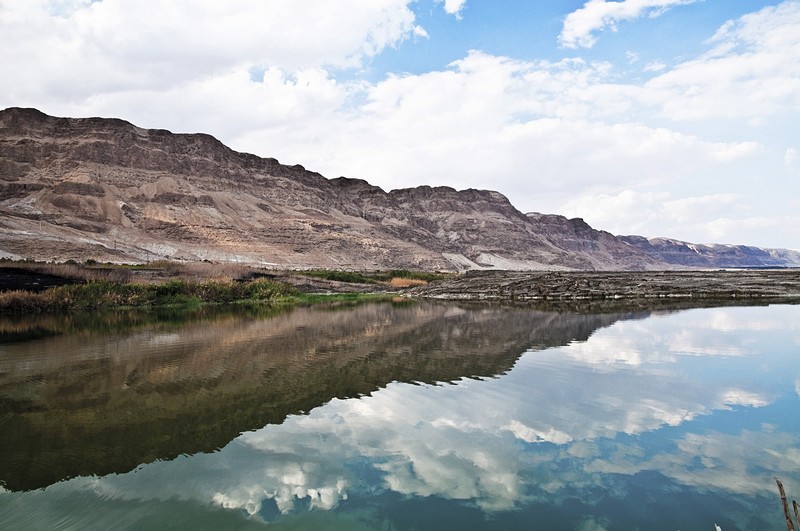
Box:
1, 301, 798, 530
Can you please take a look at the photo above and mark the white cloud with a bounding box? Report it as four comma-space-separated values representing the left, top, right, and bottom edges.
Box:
662, 194, 741, 223
559, 0, 701, 49
644, 60, 667, 72
0, 0, 423, 105
437, 0, 467, 18
232, 52, 764, 215
559, 188, 800, 244
645, 1, 800, 121
585, 429, 800, 496
699, 215, 800, 244
503, 419, 573, 445
720, 389, 769, 408
703, 308, 793, 333
786, 147, 798, 167
560, 191, 738, 238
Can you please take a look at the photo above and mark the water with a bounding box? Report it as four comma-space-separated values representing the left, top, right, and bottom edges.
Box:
0, 301, 798, 530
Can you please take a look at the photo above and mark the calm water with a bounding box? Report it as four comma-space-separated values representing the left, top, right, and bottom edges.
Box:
0, 301, 798, 530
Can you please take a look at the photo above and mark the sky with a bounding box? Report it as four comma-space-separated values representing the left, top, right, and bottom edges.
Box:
1, 0, 798, 249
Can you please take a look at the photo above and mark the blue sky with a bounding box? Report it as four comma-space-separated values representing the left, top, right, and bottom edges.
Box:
1, 0, 798, 249
378, 1, 771, 76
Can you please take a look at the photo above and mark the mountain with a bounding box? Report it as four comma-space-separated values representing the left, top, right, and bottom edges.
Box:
1, 107, 797, 271
618, 236, 800, 269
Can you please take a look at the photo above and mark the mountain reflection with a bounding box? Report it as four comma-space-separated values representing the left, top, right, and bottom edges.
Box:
109, 304, 796, 529
1, 303, 799, 530
1, 301, 640, 491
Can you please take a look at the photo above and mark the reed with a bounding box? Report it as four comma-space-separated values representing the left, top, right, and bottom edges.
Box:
387, 277, 428, 288
151, 260, 253, 280
775, 477, 799, 531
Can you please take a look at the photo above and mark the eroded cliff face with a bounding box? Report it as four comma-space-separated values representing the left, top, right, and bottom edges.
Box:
0, 107, 663, 270
2, 107, 794, 270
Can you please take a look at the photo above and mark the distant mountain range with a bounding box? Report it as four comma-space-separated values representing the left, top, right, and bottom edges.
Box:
1, 107, 798, 270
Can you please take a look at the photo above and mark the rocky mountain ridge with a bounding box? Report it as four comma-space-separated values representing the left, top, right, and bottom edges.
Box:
1, 107, 798, 270
618, 235, 800, 269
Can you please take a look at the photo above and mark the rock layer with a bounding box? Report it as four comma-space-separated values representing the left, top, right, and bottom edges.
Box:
408, 269, 800, 301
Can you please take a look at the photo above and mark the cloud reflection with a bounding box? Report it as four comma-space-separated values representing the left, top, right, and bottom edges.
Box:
192, 305, 799, 516
7, 305, 798, 525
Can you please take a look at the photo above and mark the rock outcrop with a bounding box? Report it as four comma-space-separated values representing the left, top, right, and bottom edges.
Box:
1, 107, 797, 270
408, 269, 800, 302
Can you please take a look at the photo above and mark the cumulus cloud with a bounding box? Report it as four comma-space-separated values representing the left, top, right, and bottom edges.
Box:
436, 0, 467, 18
702, 215, 800, 243
645, 1, 800, 121
232, 51, 765, 217
644, 60, 667, 72
719, 389, 770, 408
662, 194, 741, 223
0, 0, 423, 104
559, 189, 800, 245
705, 308, 790, 333
560, 190, 733, 238
559, 0, 701, 49
585, 429, 800, 496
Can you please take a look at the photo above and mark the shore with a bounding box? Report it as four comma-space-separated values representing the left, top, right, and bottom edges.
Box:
0, 262, 422, 313
3, 263, 800, 313
407, 269, 800, 302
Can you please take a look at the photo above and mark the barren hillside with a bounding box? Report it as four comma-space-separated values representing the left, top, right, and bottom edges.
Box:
2, 108, 797, 270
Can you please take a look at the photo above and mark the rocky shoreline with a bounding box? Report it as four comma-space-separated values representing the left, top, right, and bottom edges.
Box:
408, 269, 800, 302
3, 265, 800, 314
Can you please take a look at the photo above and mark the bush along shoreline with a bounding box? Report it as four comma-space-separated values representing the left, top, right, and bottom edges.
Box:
0, 278, 307, 314
0, 260, 451, 314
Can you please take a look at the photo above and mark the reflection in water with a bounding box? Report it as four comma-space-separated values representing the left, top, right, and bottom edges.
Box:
1, 302, 799, 530
0, 301, 629, 491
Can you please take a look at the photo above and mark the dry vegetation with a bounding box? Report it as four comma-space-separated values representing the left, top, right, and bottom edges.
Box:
33, 262, 133, 283
776, 477, 800, 531
2, 259, 259, 283
387, 277, 428, 288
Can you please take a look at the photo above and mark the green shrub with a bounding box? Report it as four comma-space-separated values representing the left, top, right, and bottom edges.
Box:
244, 278, 297, 300
150, 279, 188, 298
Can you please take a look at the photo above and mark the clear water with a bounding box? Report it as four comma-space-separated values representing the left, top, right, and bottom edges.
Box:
1, 301, 798, 530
